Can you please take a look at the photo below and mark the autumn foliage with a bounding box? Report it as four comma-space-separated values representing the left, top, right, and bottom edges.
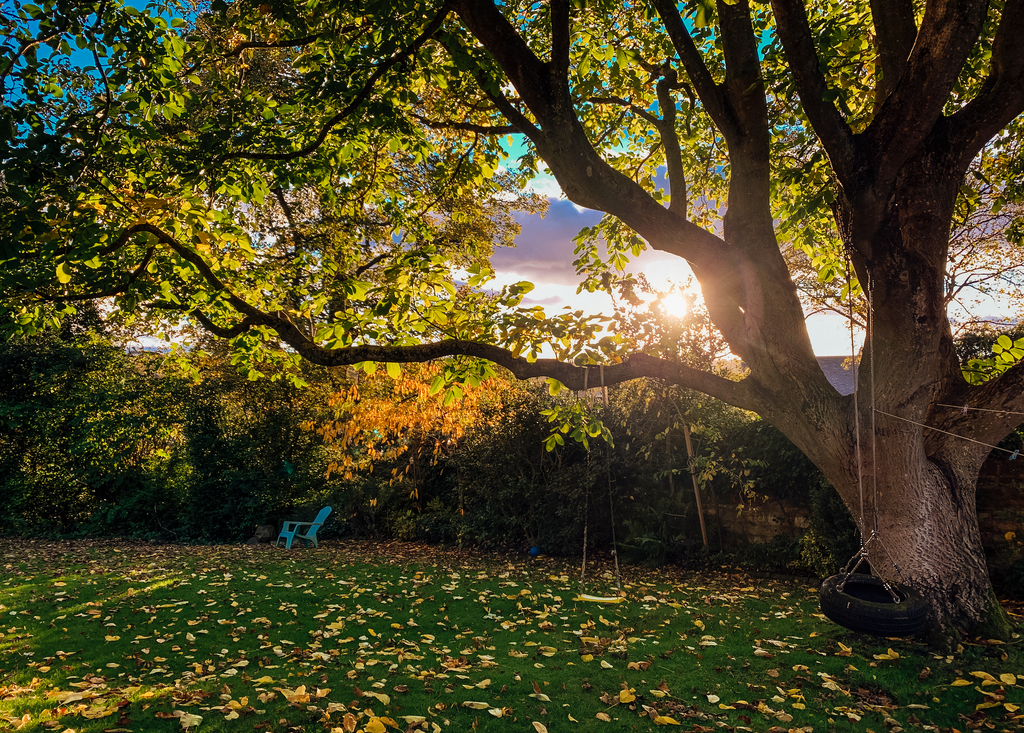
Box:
310, 363, 512, 499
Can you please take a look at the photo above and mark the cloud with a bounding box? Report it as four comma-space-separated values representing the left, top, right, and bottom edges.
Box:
492, 199, 604, 286
521, 295, 563, 306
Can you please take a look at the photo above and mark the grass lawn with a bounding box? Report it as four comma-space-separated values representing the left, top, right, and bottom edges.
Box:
1, 538, 1022, 733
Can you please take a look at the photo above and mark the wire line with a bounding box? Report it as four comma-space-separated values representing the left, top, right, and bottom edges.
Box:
874, 409, 1020, 457
935, 403, 1024, 417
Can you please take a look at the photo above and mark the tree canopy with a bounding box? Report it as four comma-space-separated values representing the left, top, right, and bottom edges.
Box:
4, 0, 1024, 640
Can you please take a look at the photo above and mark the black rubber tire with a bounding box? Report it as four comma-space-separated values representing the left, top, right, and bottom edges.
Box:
820, 573, 927, 637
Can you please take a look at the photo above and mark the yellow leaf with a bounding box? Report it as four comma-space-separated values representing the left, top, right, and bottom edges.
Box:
596, 712, 612, 722
1005, 702, 1019, 712
342, 712, 358, 732
971, 671, 998, 682
649, 689, 666, 698
601, 660, 613, 668
365, 717, 387, 733
462, 701, 489, 710
654, 715, 680, 725
580, 654, 594, 662
80, 706, 116, 719
707, 694, 720, 703
619, 689, 635, 703
999, 673, 1017, 686
178, 712, 203, 728
951, 679, 972, 686
533, 723, 549, 733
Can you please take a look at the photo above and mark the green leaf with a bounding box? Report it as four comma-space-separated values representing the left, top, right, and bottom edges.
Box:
385, 362, 401, 379
56, 262, 72, 283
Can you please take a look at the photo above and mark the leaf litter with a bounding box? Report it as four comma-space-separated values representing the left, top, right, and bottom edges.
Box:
0, 538, 1021, 732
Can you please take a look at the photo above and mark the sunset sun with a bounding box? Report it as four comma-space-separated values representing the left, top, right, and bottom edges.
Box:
657, 291, 691, 319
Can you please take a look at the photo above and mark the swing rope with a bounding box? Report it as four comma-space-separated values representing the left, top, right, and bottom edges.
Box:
579, 367, 590, 587
578, 365, 622, 598
602, 365, 622, 595
838, 268, 904, 601
847, 261, 866, 540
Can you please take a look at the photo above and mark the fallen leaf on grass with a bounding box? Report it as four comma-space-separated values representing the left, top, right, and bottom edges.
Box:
596, 712, 612, 721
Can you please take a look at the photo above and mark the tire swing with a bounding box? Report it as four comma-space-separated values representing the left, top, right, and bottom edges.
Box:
819, 275, 927, 637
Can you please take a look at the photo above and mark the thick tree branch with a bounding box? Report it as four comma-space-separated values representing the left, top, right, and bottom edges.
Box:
769, 0, 855, 184
648, 0, 734, 139
188, 309, 261, 340
868, 0, 917, 106
947, 0, 1024, 164
863, 0, 989, 185
931, 358, 1024, 459
105, 229, 759, 411
717, 0, 775, 241
147, 301, 261, 340
292, 340, 759, 410
656, 68, 687, 216
549, 0, 571, 83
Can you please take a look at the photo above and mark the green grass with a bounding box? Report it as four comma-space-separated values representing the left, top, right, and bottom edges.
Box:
1, 538, 1022, 733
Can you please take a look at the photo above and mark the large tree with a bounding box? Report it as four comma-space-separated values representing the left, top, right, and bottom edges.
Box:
3, 0, 1024, 641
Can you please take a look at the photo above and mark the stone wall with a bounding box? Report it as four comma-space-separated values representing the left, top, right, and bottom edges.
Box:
701, 454, 1024, 556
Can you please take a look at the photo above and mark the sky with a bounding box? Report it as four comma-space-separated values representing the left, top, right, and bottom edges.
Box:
489, 192, 858, 357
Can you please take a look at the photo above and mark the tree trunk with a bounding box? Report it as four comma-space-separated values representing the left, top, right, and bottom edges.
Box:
819, 440, 1008, 644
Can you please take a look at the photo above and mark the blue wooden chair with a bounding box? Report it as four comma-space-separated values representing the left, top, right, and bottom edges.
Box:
276, 506, 332, 549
